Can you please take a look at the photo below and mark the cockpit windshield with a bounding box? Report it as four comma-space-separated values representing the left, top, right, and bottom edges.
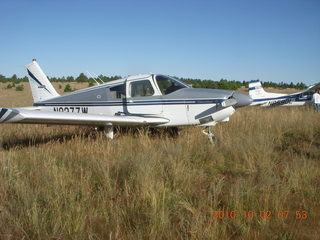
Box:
155, 75, 188, 95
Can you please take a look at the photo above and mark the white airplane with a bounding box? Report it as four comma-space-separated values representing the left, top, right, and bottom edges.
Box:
0, 60, 252, 142
249, 80, 319, 106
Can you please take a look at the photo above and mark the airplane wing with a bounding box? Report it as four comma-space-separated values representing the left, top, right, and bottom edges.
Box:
304, 83, 320, 93
0, 108, 169, 126
289, 83, 320, 98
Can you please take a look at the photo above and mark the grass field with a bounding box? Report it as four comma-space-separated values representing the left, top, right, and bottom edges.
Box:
0, 83, 319, 239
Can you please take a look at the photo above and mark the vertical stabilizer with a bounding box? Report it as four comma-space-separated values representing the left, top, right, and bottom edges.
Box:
248, 80, 268, 99
26, 59, 59, 102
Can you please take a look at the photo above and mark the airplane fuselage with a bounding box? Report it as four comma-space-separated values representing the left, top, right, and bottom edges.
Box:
30, 74, 250, 127
251, 94, 312, 107
249, 79, 315, 107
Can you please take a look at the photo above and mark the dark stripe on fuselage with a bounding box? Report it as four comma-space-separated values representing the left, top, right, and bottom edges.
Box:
252, 93, 301, 102
248, 87, 256, 91
34, 99, 225, 107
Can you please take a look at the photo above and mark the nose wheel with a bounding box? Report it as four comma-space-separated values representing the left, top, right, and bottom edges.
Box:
202, 127, 217, 143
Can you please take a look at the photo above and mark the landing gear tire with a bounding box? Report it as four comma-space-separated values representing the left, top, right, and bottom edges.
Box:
104, 125, 114, 139
95, 125, 114, 139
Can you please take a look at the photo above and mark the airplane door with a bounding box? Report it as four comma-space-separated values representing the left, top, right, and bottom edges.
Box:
125, 79, 163, 115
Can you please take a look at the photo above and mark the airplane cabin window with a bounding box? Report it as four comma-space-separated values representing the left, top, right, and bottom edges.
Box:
130, 80, 155, 97
155, 75, 187, 95
110, 84, 126, 99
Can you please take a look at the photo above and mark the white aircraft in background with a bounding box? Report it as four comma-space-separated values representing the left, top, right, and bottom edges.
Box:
0, 60, 252, 142
249, 80, 319, 106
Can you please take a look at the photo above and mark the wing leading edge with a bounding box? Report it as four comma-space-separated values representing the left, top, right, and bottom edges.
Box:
0, 108, 169, 126
303, 83, 320, 93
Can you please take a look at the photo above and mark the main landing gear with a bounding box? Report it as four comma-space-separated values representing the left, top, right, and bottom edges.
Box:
202, 126, 218, 143
96, 125, 217, 143
103, 125, 114, 139
95, 125, 114, 139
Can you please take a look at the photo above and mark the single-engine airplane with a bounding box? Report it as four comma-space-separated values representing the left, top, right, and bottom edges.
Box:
249, 79, 319, 107
0, 60, 252, 142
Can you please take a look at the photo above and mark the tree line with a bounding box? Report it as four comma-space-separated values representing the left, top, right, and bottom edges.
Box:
174, 77, 307, 90
0, 73, 307, 90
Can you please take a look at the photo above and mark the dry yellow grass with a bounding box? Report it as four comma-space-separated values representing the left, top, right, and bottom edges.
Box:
0, 83, 319, 239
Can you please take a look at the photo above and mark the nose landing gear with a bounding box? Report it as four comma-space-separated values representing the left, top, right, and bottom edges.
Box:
202, 126, 218, 143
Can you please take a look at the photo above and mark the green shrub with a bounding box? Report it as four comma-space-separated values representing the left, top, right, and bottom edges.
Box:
15, 84, 24, 91
6, 83, 16, 89
64, 84, 73, 92
88, 82, 95, 87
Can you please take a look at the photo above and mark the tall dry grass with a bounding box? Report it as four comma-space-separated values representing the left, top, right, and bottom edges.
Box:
0, 84, 319, 239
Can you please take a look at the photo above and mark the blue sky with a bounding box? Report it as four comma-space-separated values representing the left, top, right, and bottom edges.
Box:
0, 0, 319, 84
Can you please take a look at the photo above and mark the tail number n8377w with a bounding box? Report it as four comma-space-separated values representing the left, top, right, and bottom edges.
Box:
53, 107, 88, 113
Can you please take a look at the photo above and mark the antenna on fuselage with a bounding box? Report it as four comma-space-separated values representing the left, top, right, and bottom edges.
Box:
92, 72, 105, 84
86, 70, 101, 85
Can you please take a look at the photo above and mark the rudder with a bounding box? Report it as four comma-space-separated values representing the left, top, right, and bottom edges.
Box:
26, 59, 59, 102
248, 80, 268, 99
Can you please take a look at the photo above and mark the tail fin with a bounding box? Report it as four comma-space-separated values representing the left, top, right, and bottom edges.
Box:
248, 80, 269, 99
26, 59, 59, 102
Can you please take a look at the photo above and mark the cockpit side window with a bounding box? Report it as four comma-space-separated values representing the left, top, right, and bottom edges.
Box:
110, 84, 126, 99
130, 80, 155, 97
155, 75, 187, 95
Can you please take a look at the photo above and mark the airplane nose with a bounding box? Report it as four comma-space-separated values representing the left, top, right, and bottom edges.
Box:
233, 92, 252, 107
